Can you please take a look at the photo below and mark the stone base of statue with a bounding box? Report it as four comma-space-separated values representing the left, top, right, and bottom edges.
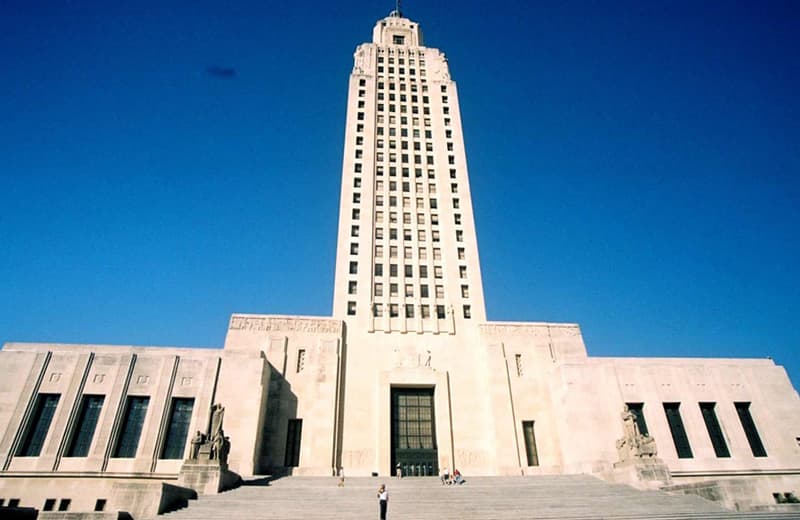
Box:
610, 457, 672, 490
178, 456, 241, 495
177, 429, 240, 495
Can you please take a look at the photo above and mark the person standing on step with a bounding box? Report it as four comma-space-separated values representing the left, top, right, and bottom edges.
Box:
377, 483, 389, 520
338, 466, 345, 487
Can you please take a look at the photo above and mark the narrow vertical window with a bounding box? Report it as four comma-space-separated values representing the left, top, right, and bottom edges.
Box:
735, 402, 767, 457
699, 402, 730, 458
113, 396, 150, 458
625, 402, 649, 436
17, 393, 60, 457
297, 349, 306, 373
66, 395, 105, 457
663, 403, 693, 458
160, 398, 195, 459
515, 354, 523, 377
522, 420, 539, 466
285, 419, 303, 467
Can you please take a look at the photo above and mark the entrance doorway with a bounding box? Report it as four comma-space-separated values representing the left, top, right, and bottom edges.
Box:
391, 387, 438, 477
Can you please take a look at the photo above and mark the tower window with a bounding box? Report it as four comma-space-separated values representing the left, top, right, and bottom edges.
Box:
393, 35, 405, 45
160, 398, 195, 459
347, 302, 356, 316
663, 402, 693, 459
735, 402, 767, 457
66, 395, 105, 457
349, 262, 358, 274
348, 281, 357, 295
700, 402, 730, 458
436, 305, 446, 319
113, 396, 150, 458
17, 393, 60, 457
463, 305, 471, 319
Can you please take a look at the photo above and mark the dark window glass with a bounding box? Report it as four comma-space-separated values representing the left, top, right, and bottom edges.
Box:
663, 403, 693, 458
58, 499, 71, 511
392, 388, 436, 450
625, 403, 649, 436
66, 395, 105, 457
285, 419, 302, 467
114, 396, 150, 458
522, 421, 539, 466
17, 393, 60, 457
94, 499, 107, 512
161, 398, 195, 459
735, 402, 767, 457
43, 499, 56, 511
700, 402, 730, 458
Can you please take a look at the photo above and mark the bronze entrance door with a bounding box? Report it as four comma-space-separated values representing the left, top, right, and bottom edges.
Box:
391, 387, 438, 477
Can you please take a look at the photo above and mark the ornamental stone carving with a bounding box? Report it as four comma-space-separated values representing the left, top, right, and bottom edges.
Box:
353, 44, 374, 75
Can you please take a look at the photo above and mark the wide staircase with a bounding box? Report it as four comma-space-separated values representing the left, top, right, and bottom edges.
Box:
158, 475, 799, 519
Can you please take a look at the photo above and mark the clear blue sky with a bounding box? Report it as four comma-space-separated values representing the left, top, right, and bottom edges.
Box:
1, 1, 798, 386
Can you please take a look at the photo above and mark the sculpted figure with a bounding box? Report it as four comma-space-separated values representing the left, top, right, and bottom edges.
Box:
210, 403, 225, 438
621, 406, 639, 439
211, 428, 225, 461
190, 430, 206, 459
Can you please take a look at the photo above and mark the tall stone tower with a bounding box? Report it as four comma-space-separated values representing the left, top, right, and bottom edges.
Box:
333, 10, 487, 330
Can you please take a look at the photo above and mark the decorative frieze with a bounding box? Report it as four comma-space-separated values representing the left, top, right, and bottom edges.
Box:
228, 315, 342, 335
479, 323, 581, 338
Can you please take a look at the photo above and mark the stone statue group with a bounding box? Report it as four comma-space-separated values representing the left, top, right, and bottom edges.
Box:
189, 403, 231, 466
616, 406, 657, 462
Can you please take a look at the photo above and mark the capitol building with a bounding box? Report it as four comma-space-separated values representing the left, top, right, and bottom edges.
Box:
1, 9, 798, 519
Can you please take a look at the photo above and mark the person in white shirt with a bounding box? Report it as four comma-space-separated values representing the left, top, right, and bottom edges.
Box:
440, 467, 450, 485
377, 483, 389, 519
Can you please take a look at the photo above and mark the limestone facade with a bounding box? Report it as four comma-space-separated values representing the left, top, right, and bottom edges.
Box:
1, 10, 799, 518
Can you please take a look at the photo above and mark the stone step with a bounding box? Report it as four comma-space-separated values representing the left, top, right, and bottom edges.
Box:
155, 476, 799, 520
